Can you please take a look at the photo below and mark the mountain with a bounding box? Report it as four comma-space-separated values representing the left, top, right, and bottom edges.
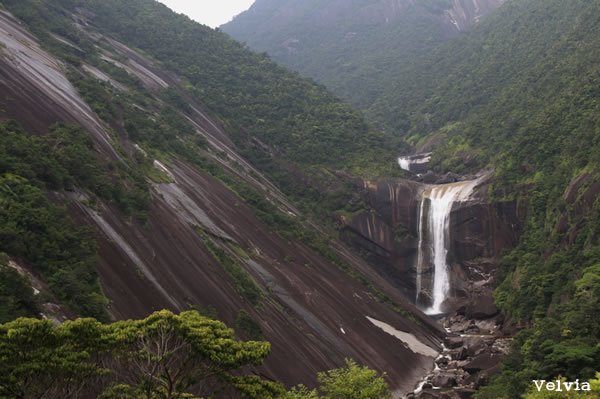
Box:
1, 0, 600, 398
0, 0, 441, 394
222, 0, 505, 108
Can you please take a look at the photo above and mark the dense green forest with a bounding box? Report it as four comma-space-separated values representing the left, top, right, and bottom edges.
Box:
222, 0, 460, 109
4, 0, 404, 213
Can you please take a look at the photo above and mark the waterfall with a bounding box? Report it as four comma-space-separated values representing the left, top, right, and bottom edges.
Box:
397, 153, 432, 172
415, 180, 479, 315
398, 157, 411, 171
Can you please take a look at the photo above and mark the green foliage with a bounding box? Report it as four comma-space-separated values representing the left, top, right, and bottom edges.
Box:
486, 172, 600, 397
284, 359, 391, 399
0, 317, 111, 399
0, 255, 38, 323
0, 0, 96, 65
284, 385, 320, 399
4, 0, 400, 177
0, 121, 150, 219
393, 224, 410, 242
369, 0, 600, 178
0, 120, 161, 319
1, 0, 409, 330
235, 310, 263, 340
317, 359, 390, 399
0, 310, 277, 399
229, 242, 251, 260
0, 173, 107, 319
107, 310, 272, 398
222, 0, 459, 111
68, 71, 202, 156
0, 312, 394, 399
309, 0, 600, 396
228, 375, 286, 399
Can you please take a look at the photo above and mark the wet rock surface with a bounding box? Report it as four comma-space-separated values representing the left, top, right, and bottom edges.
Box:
340, 173, 523, 313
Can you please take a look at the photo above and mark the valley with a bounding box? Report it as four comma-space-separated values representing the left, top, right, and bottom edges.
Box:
0, 0, 599, 398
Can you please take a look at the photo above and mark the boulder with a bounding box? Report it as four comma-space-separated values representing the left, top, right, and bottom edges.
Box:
436, 356, 449, 367
448, 319, 471, 333
455, 388, 477, 399
444, 336, 464, 349
431, 373, 457, 388
463, 353, 502, 374
466, 295, 499, 319
421, 171, 438, 184
417, 290, 433, 308
465, 323, 481, 334
466, 340, 488, 357
435, 172, 460, 184
450, 346, 469, 361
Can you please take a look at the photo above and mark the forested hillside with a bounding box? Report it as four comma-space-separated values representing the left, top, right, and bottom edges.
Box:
223, 0, 504, 108
5, 0, 402, 179
370, 0, 600, 396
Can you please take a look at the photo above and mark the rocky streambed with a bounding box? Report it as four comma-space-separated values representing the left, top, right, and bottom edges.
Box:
407, 311, 511, 399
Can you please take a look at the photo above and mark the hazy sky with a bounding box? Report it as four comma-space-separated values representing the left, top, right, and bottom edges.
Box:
157, 1, 255, 28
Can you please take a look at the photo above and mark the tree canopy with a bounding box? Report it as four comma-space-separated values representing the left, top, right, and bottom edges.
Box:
0, 310, 390, 399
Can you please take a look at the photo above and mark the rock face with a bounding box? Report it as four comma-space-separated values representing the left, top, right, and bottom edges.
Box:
340, 179, 422, 295
446, 0, 506, 31
340, 174, 523, 314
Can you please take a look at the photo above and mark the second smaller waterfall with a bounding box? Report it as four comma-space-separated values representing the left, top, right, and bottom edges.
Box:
416, 180, 479, 315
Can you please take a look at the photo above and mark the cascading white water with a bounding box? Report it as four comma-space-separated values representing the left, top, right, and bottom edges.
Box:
416, 180, 479, 315
397, 153, 432, 172
415, 198, 426, 304
398, 157, 411, 171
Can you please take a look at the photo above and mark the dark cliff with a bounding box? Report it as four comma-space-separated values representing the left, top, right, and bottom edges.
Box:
339, 175, 524, 316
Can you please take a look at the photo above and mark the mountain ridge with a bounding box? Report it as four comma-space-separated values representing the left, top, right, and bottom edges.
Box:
222, 0, 505, 108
